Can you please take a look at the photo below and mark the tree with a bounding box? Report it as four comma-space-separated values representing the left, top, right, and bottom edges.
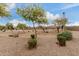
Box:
37, 18, 48, 32
54, 19, 61, 33
0, 3, 11, 31
0, 3, 10, 17
0, 25, 5, 31
16, 23, 27, 32
61, 12, 68, 30
17, 4, 46, 38
6, 23, 14, 31
54, 12, 68, 32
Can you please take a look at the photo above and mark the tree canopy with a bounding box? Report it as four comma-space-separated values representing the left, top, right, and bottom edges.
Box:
17, 4, 47, 23
0, 3, 11, 17
16, 23, 27, 30
6, 23, 14, 30
17, 4, 48, 37
54, 12, 68, 27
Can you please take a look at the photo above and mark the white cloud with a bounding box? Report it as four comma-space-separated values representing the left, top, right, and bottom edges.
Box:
61, 3, 79, 10
6, 3, 16, 11
9, 19, 26, 27
46, 11, 55, 20
66, 22, 79, 26
55, 14, 61, 19
46, 11, 61, 20
41, 23, 54, 27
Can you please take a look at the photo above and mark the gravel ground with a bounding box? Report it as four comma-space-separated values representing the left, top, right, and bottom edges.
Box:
0, 29, 79, 56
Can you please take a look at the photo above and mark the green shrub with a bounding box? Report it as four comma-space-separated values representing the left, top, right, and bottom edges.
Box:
28, 34, 37, 49
58, 31, 72, 41
31, 34, 36, 39
57, 31, 72, 46
57, 35, 66, 46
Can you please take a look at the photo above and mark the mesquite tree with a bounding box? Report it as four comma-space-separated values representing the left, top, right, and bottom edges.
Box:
6, 23, 14, 31
61, 12, 68, 30
36, 18, 48, 32
16, 23, 27, 32
17, 4, 47, 38
0, 3, 10, 17
54, 12, 68, 32
0, 3, 11, 32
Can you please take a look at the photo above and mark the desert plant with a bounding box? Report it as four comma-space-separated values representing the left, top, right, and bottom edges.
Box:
58, 31, 72, 41
17, 4, 47, 38
31, 34, 36, 39
16, 23, 27, 30
0, 4, 11, 32
57, 35, 66, 46
37, 18, 48, 33
6, 23, 14, 31
9, 33, 19, 38
54, 12, 68, 32
28, 34, 37, 49
57, 31, 72, 46
0, 4, 11, 17
16, 23, 27, 32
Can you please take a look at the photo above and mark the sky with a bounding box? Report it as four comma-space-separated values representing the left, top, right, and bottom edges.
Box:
0, 3, 79, 27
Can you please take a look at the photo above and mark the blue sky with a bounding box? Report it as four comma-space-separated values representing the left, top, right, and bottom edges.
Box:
0, 3, 79, 26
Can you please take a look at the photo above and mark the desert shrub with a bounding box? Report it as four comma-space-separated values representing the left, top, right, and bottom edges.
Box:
28, 34, 37, 49
9, 34, 19, 38
58, 31, 72, 41
31, 34, 36, 39
57, 35, 66, 46
57, 31, 72, 46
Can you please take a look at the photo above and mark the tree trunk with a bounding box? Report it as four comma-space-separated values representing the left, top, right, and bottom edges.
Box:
41, 26, 46, 32
33, 21, 37, 38
22, 28, 25, 33
57, 26, 60, 33
38, 23, 46, 33
61, 25, 66, 31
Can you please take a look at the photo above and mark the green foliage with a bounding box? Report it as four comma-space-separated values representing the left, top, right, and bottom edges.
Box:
58, 31, 72, 41
16, 23, 27, 30
54, 12, 68, 31
0, 25, 5, 31
6, 23, 14, 30
31, 34, 36, 39
17, 4, 47, 37
60, 18, 68, 26
57, 31, 72, 46
17, 4, 46, 22
54, 18, 68, 27
0, 3, 11, 17
28, 34, 37, 49
57, 35, 66, 46
0, 4, 11, 31
36, 17, 48, 24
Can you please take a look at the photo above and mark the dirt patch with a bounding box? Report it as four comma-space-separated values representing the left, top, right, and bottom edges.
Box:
0, 30, 78, 56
